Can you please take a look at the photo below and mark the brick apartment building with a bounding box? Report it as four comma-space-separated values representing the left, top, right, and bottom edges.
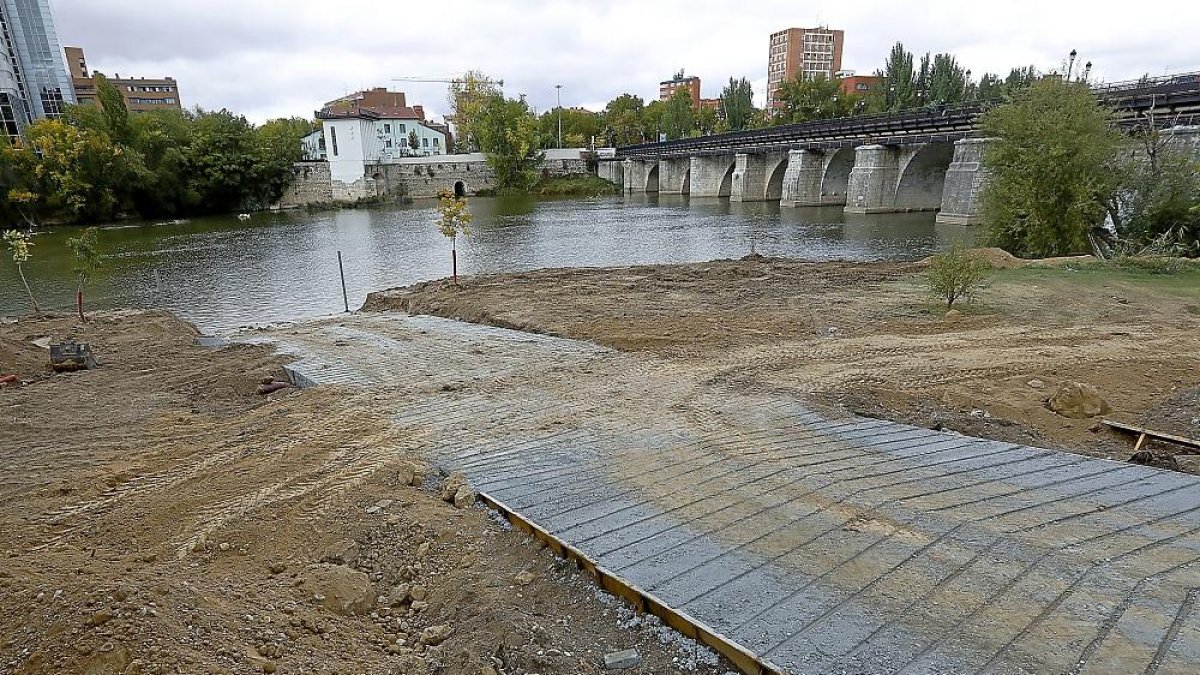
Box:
659, 72, 701, 108
766, 26, 844, 108
66, 46, 181, 113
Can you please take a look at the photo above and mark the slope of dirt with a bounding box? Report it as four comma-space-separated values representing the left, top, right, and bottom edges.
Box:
0, 313, 730, 674
365, 257, 1200, 470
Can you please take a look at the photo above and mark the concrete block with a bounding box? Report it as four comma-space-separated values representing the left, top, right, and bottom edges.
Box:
603, 649, 641, 669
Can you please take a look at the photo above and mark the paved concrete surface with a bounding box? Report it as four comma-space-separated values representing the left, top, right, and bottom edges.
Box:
244, 313, 1200, 675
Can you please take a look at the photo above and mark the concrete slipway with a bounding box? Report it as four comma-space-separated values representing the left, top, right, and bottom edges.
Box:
243, 313, 1200, 675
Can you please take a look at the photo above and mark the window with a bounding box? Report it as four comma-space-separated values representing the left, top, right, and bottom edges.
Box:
385, 139, 392, 148
422, 137, 428, 147
384, 123, 391, 133
399, 124, 406, 133
330, 127, 338, 156
433, 137, 439, 145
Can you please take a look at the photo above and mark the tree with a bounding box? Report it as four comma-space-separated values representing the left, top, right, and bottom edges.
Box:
642, 99, 666, 142
926, 243, 990, 309
66, 227, 101, 321
772, 74, 853, 125
435, 188, 472, 284
447, 70, 502, 153
6, 119, 132, 223
476, 94, 544, 192
720, 77, 756, 131
185, 109, 262, 213
1112, 117, 1200, 255
254, 117, 310, 206
660, 88, 696, 140
537, 107, 603, 148
3, 229, 38, 313
604, 93, 646, 146
408, 130, 420, 153
94, 73, 132, 145
928, 53, 968, 105
880, 42, 917, 111
126, 109, 195, 216
696, 105, 720, 136
979, 76, 1123, 257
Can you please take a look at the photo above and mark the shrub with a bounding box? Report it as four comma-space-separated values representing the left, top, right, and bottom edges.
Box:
926, 244, 991, 309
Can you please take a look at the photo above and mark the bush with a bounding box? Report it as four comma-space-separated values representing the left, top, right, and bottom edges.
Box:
926, 245, 991, 309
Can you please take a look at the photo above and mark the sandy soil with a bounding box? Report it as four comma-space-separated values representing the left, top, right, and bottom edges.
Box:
365, 254, 1200, 471
0, 312, 730, 675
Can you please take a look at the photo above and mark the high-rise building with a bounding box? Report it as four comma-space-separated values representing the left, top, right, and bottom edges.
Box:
0, 0, 74, 141
659, 72, 701, 109
66, 47, 182, 113
766, 26, 844, 109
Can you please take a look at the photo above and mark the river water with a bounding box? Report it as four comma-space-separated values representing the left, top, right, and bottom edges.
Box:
0, 195, 973, 331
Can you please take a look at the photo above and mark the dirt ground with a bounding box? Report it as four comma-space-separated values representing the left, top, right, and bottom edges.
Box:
365, 252, 1200, 472
0, 312, 731, 675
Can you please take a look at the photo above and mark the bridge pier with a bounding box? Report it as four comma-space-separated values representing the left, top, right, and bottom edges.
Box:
622, 159, 659, 193
937, 138, 992, 225
844, 145, 901, 214
689, 155, 736, 197
658, 157, 691, 194
597, 160, 623, 188
730, 152, 788, 202
780, 149, 826, 207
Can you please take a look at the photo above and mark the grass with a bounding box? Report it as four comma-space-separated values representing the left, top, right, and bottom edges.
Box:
532, 174, 621, 197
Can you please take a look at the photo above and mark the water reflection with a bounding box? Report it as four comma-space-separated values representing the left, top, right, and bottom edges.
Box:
0, 196, 974, 330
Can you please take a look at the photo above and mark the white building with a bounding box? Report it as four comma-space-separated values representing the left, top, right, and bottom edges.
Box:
315, 111, 448, 193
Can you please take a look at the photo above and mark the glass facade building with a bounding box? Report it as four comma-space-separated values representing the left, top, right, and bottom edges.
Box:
0, 0, 74, 141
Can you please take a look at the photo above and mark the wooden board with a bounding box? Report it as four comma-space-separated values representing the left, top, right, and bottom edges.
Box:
1103, 419, 1200, 451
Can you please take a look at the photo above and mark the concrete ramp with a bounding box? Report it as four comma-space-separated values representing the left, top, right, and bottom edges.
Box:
247, 313, 1200, 675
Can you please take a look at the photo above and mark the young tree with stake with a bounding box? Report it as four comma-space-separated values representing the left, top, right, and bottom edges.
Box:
3, 229, 38, 313
66, 227, 102, 321
435, 189, 472, 285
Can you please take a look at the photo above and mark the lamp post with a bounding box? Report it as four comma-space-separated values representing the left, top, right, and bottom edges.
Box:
555, 84, 563, 149
1067, 49, 1078, 81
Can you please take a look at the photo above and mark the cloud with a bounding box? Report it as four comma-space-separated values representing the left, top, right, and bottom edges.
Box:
52, 0, 1200, 123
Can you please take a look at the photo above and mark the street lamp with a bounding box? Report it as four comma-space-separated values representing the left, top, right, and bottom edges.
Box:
555, 84, 563, 149
1067, 49, 1078, 81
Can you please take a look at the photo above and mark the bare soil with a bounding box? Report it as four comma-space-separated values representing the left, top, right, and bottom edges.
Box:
365, 254, 1200, 471
0, 312, 730, 675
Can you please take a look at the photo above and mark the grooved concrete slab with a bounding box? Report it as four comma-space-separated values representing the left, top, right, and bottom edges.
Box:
244, 313, 1200, 675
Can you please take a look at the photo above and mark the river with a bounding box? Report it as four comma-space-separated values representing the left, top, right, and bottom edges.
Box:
0, 195, 973, 332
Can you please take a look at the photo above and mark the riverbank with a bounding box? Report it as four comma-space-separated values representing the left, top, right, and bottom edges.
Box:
0, 312, 730, 674
474, 174, 620, 198
365, 253, 1200, 471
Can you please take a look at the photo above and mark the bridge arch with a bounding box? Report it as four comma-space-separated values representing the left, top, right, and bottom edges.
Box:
765, 155, 788, 200
645, 163, 660, 192
820, 147, 856, 204
680, 166, 691, 194
895, 142, 955, 211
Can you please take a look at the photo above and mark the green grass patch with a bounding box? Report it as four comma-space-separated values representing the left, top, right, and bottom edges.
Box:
532, 174, 621, 197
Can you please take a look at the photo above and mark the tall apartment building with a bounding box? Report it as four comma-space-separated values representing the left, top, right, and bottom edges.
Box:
0, 0, 75, 141
766, 26, 844, 109
66, 46, 182, 113
659, 72, 701, 109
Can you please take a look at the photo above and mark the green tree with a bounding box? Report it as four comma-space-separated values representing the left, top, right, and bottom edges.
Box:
447, 70, 502, 153
186, 109, 262, 213
435, 188, 472, 284
696, 105, 720, 136
127, 109, 195, 216
928, 54, 968, 104
3, 229, 38, 312
880, 42, 917, 111
538, 107, 603, 148
476, 94, 544, 192
1113, 120, 1200, 255
926, 242, 990, 309
603, 93, 646, 146
976, 73, 1004, 101
642, 99, 666, 142
408, 130, 420, 153
6, 118, 133, 223
660, 88, 696, 140
772, 74, 852, 125
66, 226, 102, 321
980, 76, 1123, 257
94, 73, 132, 145
254, 117, 311, 206
720, 77, 756, 131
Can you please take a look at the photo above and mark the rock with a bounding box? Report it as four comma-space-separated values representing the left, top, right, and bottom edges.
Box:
191, 535, 208, 553
944, 309, 962, 322
218, 542, 231, 552
262, 661, 277, 674
514, 571, 535, 586
420, 624, 453, 646
322, 539, 359, 565
394, 656, 427, 673
415, 542, 430, 560
603, 649, 641, 670
452, 485, 476, 509
409, 600, 428, 612
299, 564, 375, 616
408, 584, 427, 601
481, 667, 498, 675
1047, 382, 1110, 419
388, 584, 412, 606
1027, 378, 1046, 390
87, 609, 114, 627
441, 472, 468, 502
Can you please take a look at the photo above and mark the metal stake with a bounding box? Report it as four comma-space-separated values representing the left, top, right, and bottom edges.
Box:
337, 250, 349, 312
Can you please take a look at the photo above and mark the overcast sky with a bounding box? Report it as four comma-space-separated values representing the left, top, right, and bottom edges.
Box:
53, 0, 1200, 124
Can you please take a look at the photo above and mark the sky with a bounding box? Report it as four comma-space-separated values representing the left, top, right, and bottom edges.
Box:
53, 0, 1200, 125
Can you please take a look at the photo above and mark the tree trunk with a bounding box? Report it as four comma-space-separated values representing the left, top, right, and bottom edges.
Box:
451, 245, 458, 286
77, 287, 85, 322
17, 264, 38, 314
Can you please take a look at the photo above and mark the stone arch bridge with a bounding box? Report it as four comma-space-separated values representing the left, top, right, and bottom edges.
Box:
599, 74, 1200, 225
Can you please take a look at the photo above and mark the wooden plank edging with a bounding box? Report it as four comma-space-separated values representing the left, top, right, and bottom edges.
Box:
477, 491, 789, 675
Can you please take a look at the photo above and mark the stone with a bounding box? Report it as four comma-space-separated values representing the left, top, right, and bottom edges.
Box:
415, 542, 430, 560
944, 309, 962, 322
420, 624, 453, 646
322, 539, 359, 565
1047, 382, 1111, 419
408, 584, 427, 601
388, 584, 411, 606
441, 472, 468, 502
514, 571, 535, 586
1027, 378, 1046, 390
218, 542, 231, 552
299, 564, 375, 616
452, 485, 476, 509
603, 649, 641, 670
